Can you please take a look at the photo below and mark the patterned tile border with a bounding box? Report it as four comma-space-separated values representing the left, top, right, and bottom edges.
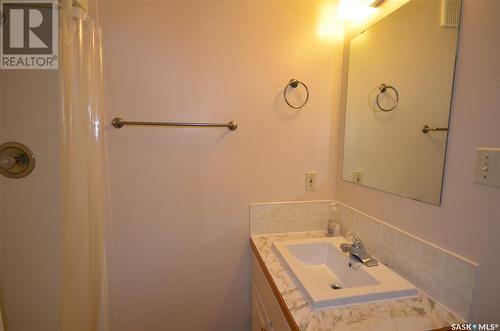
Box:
250, 200, 332, 235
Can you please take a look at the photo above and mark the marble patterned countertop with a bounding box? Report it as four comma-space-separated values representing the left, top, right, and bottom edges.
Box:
251, 232, 463, 331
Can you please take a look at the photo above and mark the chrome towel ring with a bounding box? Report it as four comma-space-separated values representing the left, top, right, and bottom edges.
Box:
376, 83, 399, 112
283, 79, 310, 109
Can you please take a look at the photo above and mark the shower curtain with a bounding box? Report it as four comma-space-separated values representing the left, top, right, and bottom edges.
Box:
59, 1, 109, 330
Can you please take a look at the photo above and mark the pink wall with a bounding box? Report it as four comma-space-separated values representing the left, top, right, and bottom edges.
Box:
335, 0, 500, 321
101, 0, 498, 326
0, 71, 60, 330
100, 2, 342, 329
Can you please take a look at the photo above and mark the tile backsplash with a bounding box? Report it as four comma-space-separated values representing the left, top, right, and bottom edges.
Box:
333, 201, 477, 321
249, 199, 478, 321
249, 200, 332, 235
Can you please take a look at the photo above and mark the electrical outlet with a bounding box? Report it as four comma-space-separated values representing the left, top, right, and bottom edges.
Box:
305, 172, 317, 191
473, 148, 500, 188
353, 171, 364, 184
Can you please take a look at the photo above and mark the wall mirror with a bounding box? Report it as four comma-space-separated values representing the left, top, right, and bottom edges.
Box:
342, 0, 461, 205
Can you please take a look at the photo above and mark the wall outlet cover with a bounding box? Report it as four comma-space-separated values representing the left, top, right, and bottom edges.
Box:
473, 148, 500, 188
353, 171, 364, 184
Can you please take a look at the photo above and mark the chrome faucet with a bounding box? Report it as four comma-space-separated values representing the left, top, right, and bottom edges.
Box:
340, 235, 378, 267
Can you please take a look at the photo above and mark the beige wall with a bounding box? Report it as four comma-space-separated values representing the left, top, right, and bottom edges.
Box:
335, 0, 500, 321
0, 71, 60, 330
100, 1, 342, 330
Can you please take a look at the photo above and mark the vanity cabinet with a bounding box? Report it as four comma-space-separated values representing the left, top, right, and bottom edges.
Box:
252, 279, 272, 331
252, 253, 292, 331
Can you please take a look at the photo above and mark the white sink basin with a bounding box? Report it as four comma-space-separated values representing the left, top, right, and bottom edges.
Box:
273, 237, 417, 309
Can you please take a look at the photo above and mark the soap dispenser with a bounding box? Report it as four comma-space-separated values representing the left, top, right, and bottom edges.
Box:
327, 202, 341, 237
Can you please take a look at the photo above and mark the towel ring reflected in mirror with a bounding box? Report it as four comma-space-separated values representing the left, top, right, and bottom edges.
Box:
376, 83, 399, 112
283, 79, 310, 109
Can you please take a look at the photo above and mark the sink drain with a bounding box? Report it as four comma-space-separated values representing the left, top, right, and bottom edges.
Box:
330, 283, 343, 290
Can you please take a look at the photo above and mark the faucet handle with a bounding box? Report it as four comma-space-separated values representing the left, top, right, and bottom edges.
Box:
348, 234, 361, 245
340, 242, 351, 253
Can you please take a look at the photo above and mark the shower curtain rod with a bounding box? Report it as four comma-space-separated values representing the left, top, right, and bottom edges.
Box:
60, 0, 87, 11
0, 0, 87, 26
5, 1, 86, 11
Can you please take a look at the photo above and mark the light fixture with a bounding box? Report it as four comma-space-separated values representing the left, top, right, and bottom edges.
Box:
317, 3, 344, 40
370, 0, 385, 7
337, 0, 378, 23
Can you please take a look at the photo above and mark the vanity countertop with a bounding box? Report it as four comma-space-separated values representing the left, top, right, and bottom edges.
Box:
250, 232, 463, 331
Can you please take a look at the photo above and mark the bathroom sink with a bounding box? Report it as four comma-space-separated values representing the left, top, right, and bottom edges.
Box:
273, 237, 417, 309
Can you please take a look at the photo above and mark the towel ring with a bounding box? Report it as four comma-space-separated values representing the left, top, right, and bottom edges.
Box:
376, 83, 399, 112
283, 79, 309, 109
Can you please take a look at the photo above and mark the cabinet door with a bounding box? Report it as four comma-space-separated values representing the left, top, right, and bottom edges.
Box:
252, 278, 273, 331
252, 255, 291, 331
252, 290, 267, 331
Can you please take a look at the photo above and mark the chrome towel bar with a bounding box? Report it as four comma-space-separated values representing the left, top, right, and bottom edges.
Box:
111, 118, 238, 131
422, 125, 448, 134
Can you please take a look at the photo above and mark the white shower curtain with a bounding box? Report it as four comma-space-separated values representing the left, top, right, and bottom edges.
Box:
59, 1, 109, 330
